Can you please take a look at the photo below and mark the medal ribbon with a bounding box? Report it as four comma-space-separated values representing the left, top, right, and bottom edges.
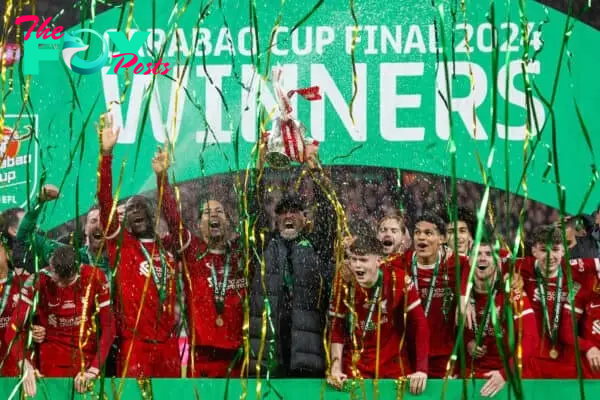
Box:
208, 251, 231, 316
534, 261, 563, 345
471, 287, 498, 344
411, 253, 441, 317
360, 269, 383, 340
0, 271, 14, 316
139, 243, 168, 304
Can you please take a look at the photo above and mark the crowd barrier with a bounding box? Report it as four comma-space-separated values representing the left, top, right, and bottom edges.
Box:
0, 378, 599, 399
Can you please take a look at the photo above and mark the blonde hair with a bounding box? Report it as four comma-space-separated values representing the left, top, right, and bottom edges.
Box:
378, 214, 406, 231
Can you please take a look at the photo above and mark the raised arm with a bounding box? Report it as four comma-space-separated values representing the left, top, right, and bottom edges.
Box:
16, 185, 61, 267
152, 149, 190, 252
96, 114, 120, 241
309, 170, 336, 278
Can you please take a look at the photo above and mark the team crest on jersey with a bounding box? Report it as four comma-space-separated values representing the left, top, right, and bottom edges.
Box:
11, 293, 19, 305
62, 300, 76, 309
48, 314, 57, 327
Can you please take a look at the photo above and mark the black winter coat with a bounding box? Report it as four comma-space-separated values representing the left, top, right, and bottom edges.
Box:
248, 176, 335, 377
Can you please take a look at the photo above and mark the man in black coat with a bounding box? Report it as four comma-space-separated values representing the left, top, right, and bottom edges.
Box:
248, 167, 336, 377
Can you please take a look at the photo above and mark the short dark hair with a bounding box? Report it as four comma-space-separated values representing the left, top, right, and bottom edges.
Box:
0, 207, 24, 236
50, 246, 77, 280
275, 193, 304, 215
447, 206, 475, 236
11, 240, 33, 272
565, 214, 594, 232
532, 225, 562, 247
414, 211, 446, 236
350, 235, 384, 256
479, 224, 496, 246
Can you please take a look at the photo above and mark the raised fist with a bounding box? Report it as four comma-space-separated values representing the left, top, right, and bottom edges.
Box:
39, 184, 59, 202
95, 113, 120, 155
152, 148, 171, 174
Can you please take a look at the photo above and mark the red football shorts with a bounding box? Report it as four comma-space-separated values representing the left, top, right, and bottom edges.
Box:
188, 346, 241, 378
118, 337, 181, 378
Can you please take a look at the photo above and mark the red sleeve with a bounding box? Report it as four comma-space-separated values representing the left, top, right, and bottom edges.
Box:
156, 172, 191, 253
6, 275, 38, 362
513, 291, 539, 366
98, 154, 120, 242
89, 270, 116, 369
405, 276, 429, 373
459, 255, 471, 296
329, 275, 348, 344
560, 288, 595, 353
498, 290, 538, 380
569, 258, 600, 285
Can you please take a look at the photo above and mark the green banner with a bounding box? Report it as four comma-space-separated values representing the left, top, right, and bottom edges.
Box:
3, 0, 600, 228
0, 378, 599, 399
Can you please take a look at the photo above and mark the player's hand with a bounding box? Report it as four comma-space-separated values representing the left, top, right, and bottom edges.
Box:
95, 113, 120, 155
74, 367, 99, 393
20, 359, 39, 397
407, 371, 427, 394
467, 340, 487, 359
504, 272, 524, 292
327, 361, 347, 390
152, 147, 170, 175
586, 346, 600, 372
481, 370, 505, 398
39, 184, 59, 202
305, 142, 319, 169
31, 325, 46, 343
458, 296, 475, 330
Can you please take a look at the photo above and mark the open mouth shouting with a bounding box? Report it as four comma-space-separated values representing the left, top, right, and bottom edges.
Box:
209, 220, 222, 236
91, 230, 103, 240
381, 237, 394, 252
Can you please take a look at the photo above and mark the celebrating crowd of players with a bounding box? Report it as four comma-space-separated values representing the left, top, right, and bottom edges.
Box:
0, 114, 599, 397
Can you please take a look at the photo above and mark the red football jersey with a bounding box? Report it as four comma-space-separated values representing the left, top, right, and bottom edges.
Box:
517, 257, 598, 360
563, 284, 600, 378
464, 287, 537, 376
402, 250, 467, 358
11, 265, 111, 370
0, 271, 29, 375
330, 266, 429, 378
181, 237, 246, 350
107, 232, 178, 342
99, 155, 178, 342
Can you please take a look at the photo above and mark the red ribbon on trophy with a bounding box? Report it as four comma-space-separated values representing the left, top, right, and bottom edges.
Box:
264, 68, 322, 169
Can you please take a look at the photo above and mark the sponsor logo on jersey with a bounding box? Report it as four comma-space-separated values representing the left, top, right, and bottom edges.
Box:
592, 320, 600, 335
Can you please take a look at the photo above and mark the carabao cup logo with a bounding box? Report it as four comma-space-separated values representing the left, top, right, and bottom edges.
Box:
62, 29, 108, 75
